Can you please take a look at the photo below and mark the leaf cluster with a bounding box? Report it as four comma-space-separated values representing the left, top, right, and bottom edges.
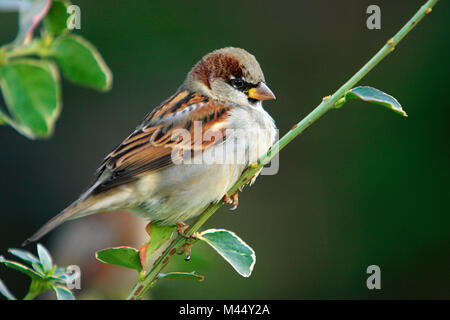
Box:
0, 244, 76, 300
0, 0, 112, 139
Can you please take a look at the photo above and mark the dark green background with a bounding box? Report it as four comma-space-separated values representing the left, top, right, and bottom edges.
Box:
0, 0, 449, 299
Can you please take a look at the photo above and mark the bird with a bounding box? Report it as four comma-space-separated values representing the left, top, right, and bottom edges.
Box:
23, 47, 277, 246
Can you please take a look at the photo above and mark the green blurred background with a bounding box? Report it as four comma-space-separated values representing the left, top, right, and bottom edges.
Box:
0, 0, 449, 299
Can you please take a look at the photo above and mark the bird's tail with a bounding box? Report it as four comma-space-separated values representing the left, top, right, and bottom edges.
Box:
21, 177, 134, 246
22, 196, 99, 247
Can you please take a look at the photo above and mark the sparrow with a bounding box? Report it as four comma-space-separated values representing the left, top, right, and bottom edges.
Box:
23, 47, 277, 246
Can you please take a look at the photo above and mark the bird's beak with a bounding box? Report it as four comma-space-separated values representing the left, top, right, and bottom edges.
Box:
248, 82, 276, 101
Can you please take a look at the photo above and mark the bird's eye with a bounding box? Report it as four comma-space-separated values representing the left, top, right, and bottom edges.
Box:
230, 78, 245, 90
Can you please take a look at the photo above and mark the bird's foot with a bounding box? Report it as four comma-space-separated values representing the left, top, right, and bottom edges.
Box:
176, 223, 199, 261
178, 243, 193, 261
176, 222, 199, 240
222, 189, 240, 210
176, 222, 189, 238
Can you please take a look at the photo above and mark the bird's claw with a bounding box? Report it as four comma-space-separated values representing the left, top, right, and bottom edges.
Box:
222, 192, 239, 210
176, 223, 198, 240
176, 222, 189, 238
178, 243, 193, 261
176, 223, 198, 261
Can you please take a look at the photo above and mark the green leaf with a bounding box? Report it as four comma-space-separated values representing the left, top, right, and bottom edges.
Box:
198, 229, 256, 277
51, 267, 67, 278
343, 86, 407, 117
158, 271, 205, 282
43, 0, 71, 35
0, 256, 45, 280
48, 34, 113, 91
96, 246, 142, 272
0, 59, 61, 139
0, 278, 16, 300
32, 262, 46, 276
14, 0, 52, 46
48, 267, 69, 283
8, 248, 40, 265
51, 267, 80, 287
139, 222, 176, 271
37, 244, 53, 273
52, 285, 75, 300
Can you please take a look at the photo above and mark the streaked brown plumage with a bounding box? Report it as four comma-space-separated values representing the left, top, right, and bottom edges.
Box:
23, 47, 276, 246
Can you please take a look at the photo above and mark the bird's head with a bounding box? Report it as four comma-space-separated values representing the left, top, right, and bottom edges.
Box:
184, 47, 276, 106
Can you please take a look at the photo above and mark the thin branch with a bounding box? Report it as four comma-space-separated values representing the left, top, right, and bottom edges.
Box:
128, 0, 439, 300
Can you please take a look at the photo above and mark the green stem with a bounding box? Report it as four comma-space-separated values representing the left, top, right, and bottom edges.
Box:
23, 290, 39, 300
22, 279, 46, 300
0, 39, 46, 64
128, 0, 439, 300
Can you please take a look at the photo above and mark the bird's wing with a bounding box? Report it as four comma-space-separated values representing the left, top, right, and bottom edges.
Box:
92, 90, 233, 194
22, 90, 234, 246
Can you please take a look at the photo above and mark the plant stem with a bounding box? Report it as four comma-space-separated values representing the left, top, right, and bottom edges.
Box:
0, 39, 45, 65
23, 290, 39, 300
128, 0, 439, 300
22, 279, 46, 300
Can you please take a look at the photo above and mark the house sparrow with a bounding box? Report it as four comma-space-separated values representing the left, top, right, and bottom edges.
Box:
23, 47, 277, 246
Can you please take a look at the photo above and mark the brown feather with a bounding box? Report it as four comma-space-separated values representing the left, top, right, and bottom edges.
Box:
93, 91, 232, 194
